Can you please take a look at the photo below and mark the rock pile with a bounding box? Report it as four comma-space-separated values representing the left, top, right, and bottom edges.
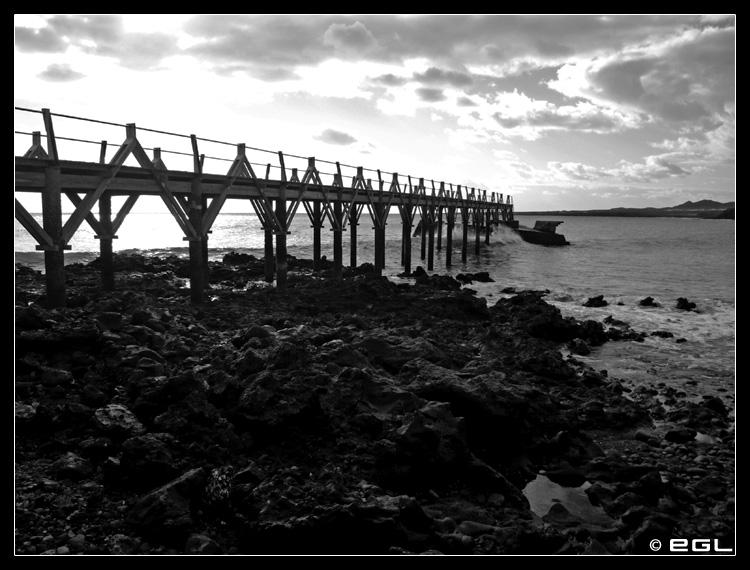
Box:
14, 255, 734, 555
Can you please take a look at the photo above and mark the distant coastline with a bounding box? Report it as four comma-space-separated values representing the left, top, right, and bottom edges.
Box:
517, 199, 735, 220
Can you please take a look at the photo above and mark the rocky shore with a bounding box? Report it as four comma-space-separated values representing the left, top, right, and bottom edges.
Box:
14, 254, 735, 555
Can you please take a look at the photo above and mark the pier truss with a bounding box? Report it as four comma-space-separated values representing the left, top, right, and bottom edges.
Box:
15, 107, 514, 306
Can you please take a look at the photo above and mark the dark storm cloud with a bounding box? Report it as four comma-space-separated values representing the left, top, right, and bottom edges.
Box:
39, 63, 85, 82
315, 129, 358, 146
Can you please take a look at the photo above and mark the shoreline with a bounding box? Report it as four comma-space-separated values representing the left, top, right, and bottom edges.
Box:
15, 254, 735, 555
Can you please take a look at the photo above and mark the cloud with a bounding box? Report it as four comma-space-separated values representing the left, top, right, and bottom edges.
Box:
323, 21, 381, 55
617, 156, 691, 182
315, 129, 358, 146
549, 154, 692, 185
548, 24, 735, 125
14, 13, 735, 199
14, 24, 68, 53
548, 162, 612, 181
15, 14, 124, 53
415, 87, 446, 103
457, 96, 478, 107
38, 63, 85, 82
15, 14, 179, 70
370, 73, 408, 87
487, 96, 637, 141
413, 66, 472, 87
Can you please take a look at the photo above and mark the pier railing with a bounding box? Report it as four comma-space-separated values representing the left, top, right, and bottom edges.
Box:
14, 107, 514, 306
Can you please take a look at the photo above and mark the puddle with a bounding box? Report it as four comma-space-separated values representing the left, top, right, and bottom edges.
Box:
522, 474, 615, 527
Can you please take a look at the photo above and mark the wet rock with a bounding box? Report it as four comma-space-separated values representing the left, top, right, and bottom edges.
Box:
583, 295, 607, 307
676, 297, 697, 311
568, 338, 591, 356
455, 272, 493, 284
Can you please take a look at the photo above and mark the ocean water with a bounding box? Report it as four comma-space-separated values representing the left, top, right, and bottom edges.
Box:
15, 211, 735, 414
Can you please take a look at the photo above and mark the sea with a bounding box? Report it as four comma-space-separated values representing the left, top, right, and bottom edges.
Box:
15, 211, 736, 419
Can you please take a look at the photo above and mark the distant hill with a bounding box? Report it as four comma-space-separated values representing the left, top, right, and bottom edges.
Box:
518, 200, 735, 220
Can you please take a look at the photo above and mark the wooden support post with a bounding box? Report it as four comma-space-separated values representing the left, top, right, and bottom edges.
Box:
485, 207, 491, 245
276, 153, 289, 292
400, 201, 413, 274
313, 201, 322, 271
350, 204, 359, 268
427, 209, 435, 271
189, 177, 205, 303
264, 226, 274, 283
475, 208, 481, 255
446, 207, 455, 269
41, 165, 66, 308
401, 220, 408, 266
98, 193, 114, 290
379, 223, 386, 271
333, 200, 343, 280
420, 211, 427, 261
276, 194, 288, 292
462, 210, 469, 263
373, 203, 386, 276
437, 207, 443, 252
402, 220, 412, 275
96, 140, 115, 290
202, 196, 210, 288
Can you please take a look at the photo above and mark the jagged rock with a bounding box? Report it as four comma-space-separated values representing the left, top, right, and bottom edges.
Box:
94, 404, 146, 438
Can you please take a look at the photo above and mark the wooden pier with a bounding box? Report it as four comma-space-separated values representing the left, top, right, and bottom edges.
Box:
14, 108, 514, 307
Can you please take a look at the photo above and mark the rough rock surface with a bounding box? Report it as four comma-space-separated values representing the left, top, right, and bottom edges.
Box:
15, 254, 735, 555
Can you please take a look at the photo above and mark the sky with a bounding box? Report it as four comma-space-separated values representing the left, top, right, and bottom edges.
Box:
14, 14, 736, 213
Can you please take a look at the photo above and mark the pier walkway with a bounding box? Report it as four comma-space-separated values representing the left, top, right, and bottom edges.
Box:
15, 107, 514, 307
